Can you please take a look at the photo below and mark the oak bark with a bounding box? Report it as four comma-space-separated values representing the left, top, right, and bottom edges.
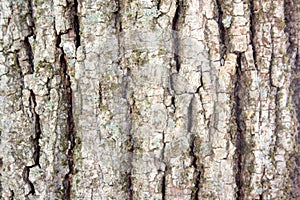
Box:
0, 0, 299, 199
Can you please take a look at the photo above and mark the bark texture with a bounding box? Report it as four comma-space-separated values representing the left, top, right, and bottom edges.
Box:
0, 0, 299, 199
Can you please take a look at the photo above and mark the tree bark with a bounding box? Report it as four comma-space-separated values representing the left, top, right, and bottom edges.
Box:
0, 0, 299, 199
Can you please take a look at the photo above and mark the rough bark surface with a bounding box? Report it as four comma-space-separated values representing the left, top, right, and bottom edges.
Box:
0, 0, 299, 199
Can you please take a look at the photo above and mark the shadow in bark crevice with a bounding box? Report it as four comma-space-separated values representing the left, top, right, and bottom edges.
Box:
22, 90, 42, 197
284, 0, 300, 198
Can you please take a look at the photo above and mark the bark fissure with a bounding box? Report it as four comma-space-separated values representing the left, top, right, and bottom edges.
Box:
61, 52, 75, 200
285, 0, 300, 195
259, 167, 266, 199
156, 0, 162, 11
172, 0, 185, 72
22, 90, 42, 197
187, 95, 194, 133
55, 30, 76, 199
114, 0, 124, 64
234, 53, 246, 200
216, 0, 227, 61
248, 0, 258, 71
161, 131, 166, 200
122, 86, 134, 199
9, 189, 14, 200
114, 0, 134, 197
127, 96, 134, 200
73, 0, 81, 48
190, 134, 201, 200
24, 0, 35, 74
273, 87, 280, 154
23, 37, 34, 74
269, 24, 276, 87
197, 75, 206, 120
161, 172, 166, 200
27, 0, 35, 35
22, 166, 35, 196
169, 75, 177, 113
98, 82, 103, 105
0, 157, 2, 198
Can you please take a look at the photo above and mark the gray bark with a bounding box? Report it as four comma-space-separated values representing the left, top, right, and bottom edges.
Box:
0, 0, 299, 199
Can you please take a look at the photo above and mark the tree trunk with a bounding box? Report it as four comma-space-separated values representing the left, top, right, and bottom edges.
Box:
0, 0, 299, 199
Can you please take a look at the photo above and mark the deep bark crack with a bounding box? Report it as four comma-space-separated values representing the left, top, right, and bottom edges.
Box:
285, 0, 300, 193
54, 28, 76, 199
161, 172, 166, 200
98, 82, 103, 105
23, 37, 35, 74
27, 0, 35, 34
9, 189, 14, 200
0, 157, 2, 198
53, 1, 81, 197
24, 0, 36, 74
157, 0, 162, 11
114, 0, 124, 66
187, 95, 194, 133
22, 90, 42, 197
216, 0, 227, 59
61, 49, 75, 200
73, 0, 81, 48
123, 83, 134, 200
161, 131, 166, 200
269, 24, 276, 88
234, 54, 246, 200
172, 0, 185, 72
190, 134, 201, 200
259, 168, 266, 199
248, 0, 258, 71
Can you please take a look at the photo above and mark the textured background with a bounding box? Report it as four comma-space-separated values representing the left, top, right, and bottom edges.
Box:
0, 0, 299, 199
